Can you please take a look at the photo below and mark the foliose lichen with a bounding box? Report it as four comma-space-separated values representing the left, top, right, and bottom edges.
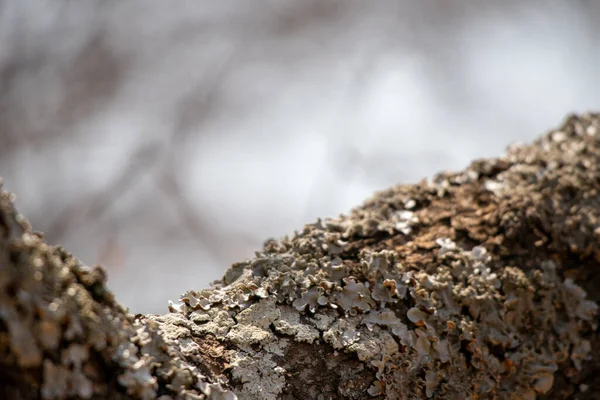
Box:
168, 113, 600, 399
0, 183, 237, 399
3, 112, 600, 399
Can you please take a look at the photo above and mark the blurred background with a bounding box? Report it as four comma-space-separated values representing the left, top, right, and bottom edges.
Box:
1, 1, 598, 313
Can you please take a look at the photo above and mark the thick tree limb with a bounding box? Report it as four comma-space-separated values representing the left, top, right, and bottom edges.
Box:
2, 113, 600, 399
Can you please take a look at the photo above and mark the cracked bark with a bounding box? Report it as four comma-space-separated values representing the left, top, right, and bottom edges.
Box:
1, 113, 600, 399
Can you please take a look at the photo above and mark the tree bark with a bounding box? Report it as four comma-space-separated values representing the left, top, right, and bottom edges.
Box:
2, 113, 600, 399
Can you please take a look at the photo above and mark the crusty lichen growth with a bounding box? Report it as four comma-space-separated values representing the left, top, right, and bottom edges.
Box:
169, 113, 600, 399
0, 182, 237, 399
2, 113, 600, 399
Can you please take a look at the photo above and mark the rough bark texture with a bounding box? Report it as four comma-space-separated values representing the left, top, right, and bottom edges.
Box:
1, 113, 600, 399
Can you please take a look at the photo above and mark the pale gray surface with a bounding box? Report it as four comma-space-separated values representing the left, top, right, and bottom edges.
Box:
1, 0, 598, 313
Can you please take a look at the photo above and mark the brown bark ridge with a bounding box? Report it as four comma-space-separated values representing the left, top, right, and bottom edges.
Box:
2, 113, 600, 399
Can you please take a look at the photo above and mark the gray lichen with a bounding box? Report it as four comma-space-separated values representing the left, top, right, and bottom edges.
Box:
2, 112, 600, 399
169, 113, 600, 399
0, 184, 237, 399
174, 239, 597, 398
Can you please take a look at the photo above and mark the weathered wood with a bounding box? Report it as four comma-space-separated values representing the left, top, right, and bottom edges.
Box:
2, 113, 600, 399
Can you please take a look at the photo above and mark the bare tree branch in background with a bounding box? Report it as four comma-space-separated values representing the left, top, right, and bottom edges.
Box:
46, 142, 163, 242
0, 25, 126, 157
3, 0, 600, 317
155, 47, 261, 264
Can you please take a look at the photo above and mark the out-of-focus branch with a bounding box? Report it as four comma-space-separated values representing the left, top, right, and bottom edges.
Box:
156, 170, 257, 265
0, 28, 126, 158
46, 143, 162, 242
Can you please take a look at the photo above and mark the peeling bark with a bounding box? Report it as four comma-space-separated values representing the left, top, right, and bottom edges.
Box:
2, 113, 600, 399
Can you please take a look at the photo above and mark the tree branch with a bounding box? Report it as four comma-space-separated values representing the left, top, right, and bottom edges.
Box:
2, 113, 600, 399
